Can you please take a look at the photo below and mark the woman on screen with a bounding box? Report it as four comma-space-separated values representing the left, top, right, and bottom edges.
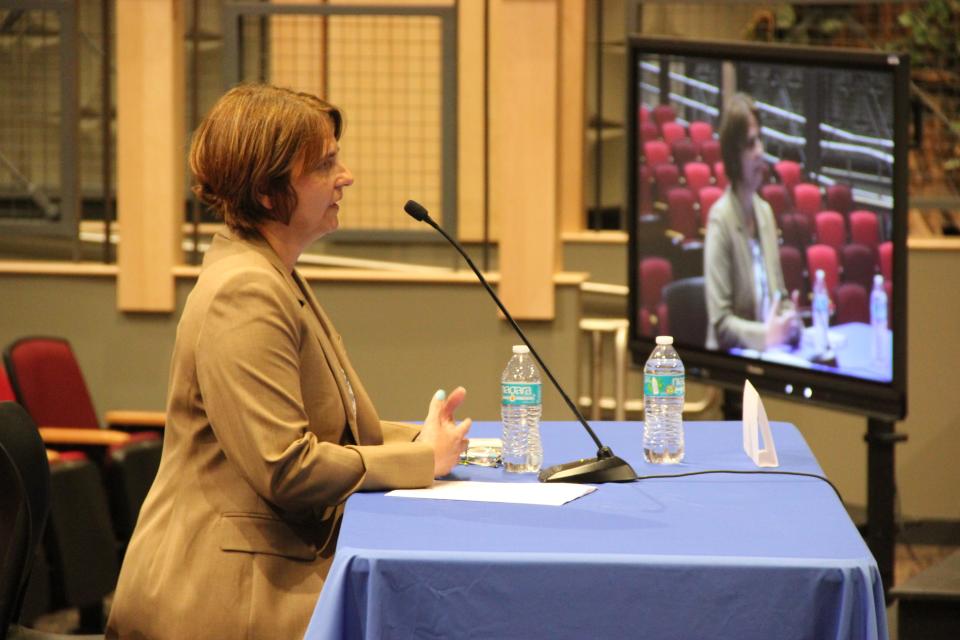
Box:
106, 84, 472, 640
704, 93, 800, 352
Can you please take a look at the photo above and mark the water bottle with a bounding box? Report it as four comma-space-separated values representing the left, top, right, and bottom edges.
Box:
643, 336, 685, 464
812, 269, 830, 355
870, 274, 888, 366
501, 345, 543, 473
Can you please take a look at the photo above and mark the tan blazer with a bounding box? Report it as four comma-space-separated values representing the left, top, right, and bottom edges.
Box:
107, 230, 434, 640
704, 189, 787, 351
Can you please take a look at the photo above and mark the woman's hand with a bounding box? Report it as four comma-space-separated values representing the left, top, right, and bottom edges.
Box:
764, 292, 801, 349
417, 387, 472, 478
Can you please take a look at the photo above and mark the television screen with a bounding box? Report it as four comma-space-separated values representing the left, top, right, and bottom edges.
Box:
627, 37, 908, 420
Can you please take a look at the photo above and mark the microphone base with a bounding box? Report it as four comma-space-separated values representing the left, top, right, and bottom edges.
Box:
538, 455, 637, 484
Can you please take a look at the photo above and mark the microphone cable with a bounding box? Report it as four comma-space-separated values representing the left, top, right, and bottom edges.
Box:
634, 469, 844, 503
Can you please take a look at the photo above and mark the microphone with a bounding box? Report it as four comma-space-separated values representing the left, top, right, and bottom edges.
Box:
403, 200, 637, 484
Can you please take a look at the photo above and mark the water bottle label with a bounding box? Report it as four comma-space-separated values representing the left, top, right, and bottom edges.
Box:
644, 374, 685, 398
502, 382, 541, 406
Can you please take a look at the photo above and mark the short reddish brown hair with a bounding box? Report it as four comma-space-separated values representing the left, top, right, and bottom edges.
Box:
719, 93, 761, 190
189, 84, 343, 236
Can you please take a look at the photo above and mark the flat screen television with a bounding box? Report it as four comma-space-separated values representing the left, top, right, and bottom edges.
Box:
627, 36, 908, 420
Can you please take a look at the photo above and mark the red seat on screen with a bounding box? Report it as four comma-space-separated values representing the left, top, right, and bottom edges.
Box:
878, 241, 893, 281
779, 245, 807, 306
689, 121, 714, 146
639, 104, 650, 125
826, 183, 854, 215
780, 213, 812, 250
841, 243, 876, 291
661, 121, 687, 146
643, 140, 671, 168
638, 164, 655, 216
667, 187, 699, 240
806, 244, 840, 301
774, 160, 802, 192
698, 186, 723, 228
683, 162, 712, 196
815, 211, 846, 252
652, 104, 676, 128
712, 161, 728, 190
835, 283, 870, 324
793, 183, 823, 227
640, 121, 660, 143
699, 139, 721, 166
760, 184, 790, 220
671, 138, 699, 169
653, 163, 681, 203
850, 210, 880, 250
639, 257, 673, 336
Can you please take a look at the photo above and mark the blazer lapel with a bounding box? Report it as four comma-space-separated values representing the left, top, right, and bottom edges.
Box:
291, 271, 364, 445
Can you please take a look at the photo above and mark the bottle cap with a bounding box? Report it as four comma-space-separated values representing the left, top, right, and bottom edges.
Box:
874, 274, 884, 286
512, 344, 530, 354
815, 268, 825, 280
655, 335, 674, 345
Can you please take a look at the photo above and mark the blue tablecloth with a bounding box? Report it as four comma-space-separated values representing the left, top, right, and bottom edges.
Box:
305, 421, 887, 640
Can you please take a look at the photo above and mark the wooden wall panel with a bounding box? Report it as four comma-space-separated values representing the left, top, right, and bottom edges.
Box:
116, 0, 184, 312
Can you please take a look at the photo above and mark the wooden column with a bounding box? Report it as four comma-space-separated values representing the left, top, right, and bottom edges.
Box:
488, 0, 561, 319
558, 0, 586, 237
457, 0, 487, 242
116, 0, 184, 312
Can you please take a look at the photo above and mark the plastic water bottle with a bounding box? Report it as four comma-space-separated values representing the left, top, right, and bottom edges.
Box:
870, 274, 888, 366
812, 269, 830, 355
643, 336, 685, 464
501, 345, 543, 473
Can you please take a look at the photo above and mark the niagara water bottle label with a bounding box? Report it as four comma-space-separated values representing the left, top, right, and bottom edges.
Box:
502, 382, 542, 406
644, 374, 685, 398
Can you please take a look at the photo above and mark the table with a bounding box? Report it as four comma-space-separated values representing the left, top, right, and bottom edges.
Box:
305, 421, 887, 640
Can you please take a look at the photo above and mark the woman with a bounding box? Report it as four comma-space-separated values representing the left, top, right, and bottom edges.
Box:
703, 93, 799, 352
107, 84, 471, 639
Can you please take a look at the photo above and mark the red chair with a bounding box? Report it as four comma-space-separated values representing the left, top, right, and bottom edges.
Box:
850, 210, 880, 250
638, 164, 655, 216
652, 104, 676, 128
661, 121, 687, 146
640, 120, 660, 143
666, 187, 699, 241
759, 184, 790, 220
700, 139, 721, 166
841, 243, 876, 291
878, 241, 893, 281
639, 257, 673, 336
779, 245, 807, 307
653, 163, 681, 204
670, 138, 698, 169
713, 161, 728, 189
643, 140, 670, 167
780, 213, 813, 250
826, 183, 854, 215
639, 104, 650, 125
689, 121, 714, 146
774, 159, 802, 191
683, 162, 712, 196
3, 337, 165, 544
835, 283, 870, 324
806, 244, 840, 301
793, 183, 822, 227
815, 211, 846, 252
698, 186, 723, 228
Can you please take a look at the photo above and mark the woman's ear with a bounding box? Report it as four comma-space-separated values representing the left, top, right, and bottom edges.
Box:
258, 193, 273, 210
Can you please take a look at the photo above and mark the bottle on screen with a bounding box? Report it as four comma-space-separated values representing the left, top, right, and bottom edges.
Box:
812, 269, 830, 355
870, 274, 888, 367
643, 336, 685, 464
501, 345, 543, 473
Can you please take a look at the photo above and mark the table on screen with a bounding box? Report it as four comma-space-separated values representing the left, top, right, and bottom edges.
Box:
305, 421, 887, 640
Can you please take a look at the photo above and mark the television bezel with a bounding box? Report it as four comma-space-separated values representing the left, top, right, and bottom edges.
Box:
626, 36, 909, 420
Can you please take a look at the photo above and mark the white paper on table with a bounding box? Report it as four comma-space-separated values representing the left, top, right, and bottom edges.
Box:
742, 379, 779, 467
386, 481, 596, 506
